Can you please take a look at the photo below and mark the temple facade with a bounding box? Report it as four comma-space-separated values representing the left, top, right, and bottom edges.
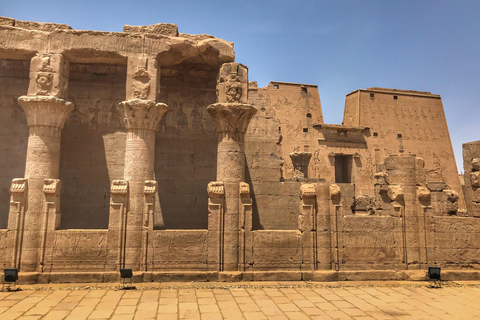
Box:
0, 17, 478, 283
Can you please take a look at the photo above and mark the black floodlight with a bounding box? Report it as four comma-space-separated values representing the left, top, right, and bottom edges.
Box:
119, 268, 134, 289
4, 268, 18, 283
120, 268, 132, 279
3, 268, 18, 291
428, 266, 441, 288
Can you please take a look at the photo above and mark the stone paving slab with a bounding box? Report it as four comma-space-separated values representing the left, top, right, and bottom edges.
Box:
1, 281, 480, 319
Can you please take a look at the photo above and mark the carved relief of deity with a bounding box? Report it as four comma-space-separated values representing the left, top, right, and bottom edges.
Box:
132, 67, 151, 100
225, 74, 242, 103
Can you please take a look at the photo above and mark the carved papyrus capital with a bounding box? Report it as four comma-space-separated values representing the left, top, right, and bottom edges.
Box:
207, 103, 257, 143
290, 151, 312, 179
18, 96, 73, 129
208, 181, 225, 198
120, 99, 168, 131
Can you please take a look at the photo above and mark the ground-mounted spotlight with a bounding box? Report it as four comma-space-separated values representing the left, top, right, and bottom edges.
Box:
3, 268, 18, 291
427, 266, 441, 288
120, 268, 134, 289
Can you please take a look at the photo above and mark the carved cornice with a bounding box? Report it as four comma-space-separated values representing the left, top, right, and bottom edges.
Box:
11, 178, 28, 193
43, 179, 61, 195
240, 182, 250, 198
206, 103, 257, 143
301, 184, 316, 199
207, 181, 225, 198
111, 180, 129, 195
18, 95, 73, 129
144, 180, 157, 195
120, 99, 168, 131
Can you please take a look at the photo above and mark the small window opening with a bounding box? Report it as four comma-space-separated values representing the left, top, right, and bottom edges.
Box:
273, 84, 279, 89
373, 132, 378, 137
393, 95, 398, 100
303, 128, 308, 133
301, 87, 308, 93
306, 113, 312, 118
278, 127, 281, 132
370, 93, 375, 98
397, 133, 402, 138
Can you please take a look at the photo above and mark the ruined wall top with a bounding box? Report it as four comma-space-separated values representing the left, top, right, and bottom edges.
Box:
0, 17, 234, 67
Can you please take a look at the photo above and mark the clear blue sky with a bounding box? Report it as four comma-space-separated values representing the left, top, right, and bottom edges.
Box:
2, 0, 479, 172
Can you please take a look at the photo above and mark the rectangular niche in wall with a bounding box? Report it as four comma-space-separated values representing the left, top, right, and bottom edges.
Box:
0, 58, 30, 229
59, 62, 127, 229
154, 63, 218, 229
334, 155, 352, 183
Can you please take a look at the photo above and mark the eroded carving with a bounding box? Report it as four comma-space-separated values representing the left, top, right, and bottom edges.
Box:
144, 180, 157, 194
43, 179, 61, 194
111, 180, 128, 195
289, 151, 312, 179
10, 178, 28, 193
207, 181, 224, 198
240, 182, 250, 198
387, 185, 404, 202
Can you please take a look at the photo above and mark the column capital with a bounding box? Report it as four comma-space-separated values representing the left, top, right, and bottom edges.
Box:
289, 151, 312, 179
207, 103, 257, 143
18, 95, 73, 129
120, 99, 168, 131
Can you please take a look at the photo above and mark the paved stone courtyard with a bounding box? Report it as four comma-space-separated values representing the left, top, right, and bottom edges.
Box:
1, 281, 480, 320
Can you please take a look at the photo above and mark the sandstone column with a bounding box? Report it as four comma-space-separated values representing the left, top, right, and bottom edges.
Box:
119, 56, 167, 270
207, 63, 257, 274
16, 53, 73, 272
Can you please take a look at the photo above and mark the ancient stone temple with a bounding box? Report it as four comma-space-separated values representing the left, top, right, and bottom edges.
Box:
0, 17, 478, 283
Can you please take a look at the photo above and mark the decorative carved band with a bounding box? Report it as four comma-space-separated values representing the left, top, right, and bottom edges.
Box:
111, 180, 129, 195
144, 180, 157, 194
240, 182, 250, 198
208, 181, 225, 198
207, 103, 257, 143
43, 179, 61, 194
120, 99, 168, 131
11, 178, 28, 193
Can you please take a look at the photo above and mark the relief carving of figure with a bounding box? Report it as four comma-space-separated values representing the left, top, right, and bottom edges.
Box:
133, 67, 151, 99
225, 74, 242, 103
